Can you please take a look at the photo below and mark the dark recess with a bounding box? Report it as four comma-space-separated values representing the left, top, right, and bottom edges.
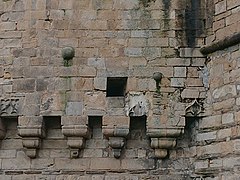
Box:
106, 77, 127, 97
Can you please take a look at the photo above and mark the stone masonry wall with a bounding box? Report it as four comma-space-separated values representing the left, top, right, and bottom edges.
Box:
193, 0, 240, 179
1, 0, 239, 179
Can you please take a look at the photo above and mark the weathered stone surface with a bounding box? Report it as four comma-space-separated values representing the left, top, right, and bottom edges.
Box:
65, 102, 83, 116
0, 0, 238, 179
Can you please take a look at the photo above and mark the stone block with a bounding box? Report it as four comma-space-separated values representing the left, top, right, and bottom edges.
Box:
18, 116, 43, 127
171, 78, 185, 87
103, 116, 129, 127
55, 158, 90, 170
65, 102, 83, 116
217, 128, 232, 140
215, 0, 227, 15
212, 85, 237, 99
199, 115, 222, 129
2, 151, 30, 170
61, 116, 87, 126
121, 159, 155, 170
107, 97, 125, 108
222, 113, 234, 124
179, 48, 204, 58
94, 77, 107, 90
213, 98, 235, 111
124, 48, 142, 57
131, 30, 152, 38
83, 148, 103, 158
143, 47, 161, 60
87, 58, 106, 69
90, 158, 121, 170
13, 79, 35, 92
31, 158, 54, 169
174, 67, 186, 77
71, 77, 93, 91
196, 131, 217, 142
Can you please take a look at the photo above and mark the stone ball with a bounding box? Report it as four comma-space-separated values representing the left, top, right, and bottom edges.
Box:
153, 72, 163, 81
62, 46, 75, 60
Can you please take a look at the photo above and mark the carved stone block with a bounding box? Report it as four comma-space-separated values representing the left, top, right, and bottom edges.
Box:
0, 99, 19, 116
125, 92, 149, 117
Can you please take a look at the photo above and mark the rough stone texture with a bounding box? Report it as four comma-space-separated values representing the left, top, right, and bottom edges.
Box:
0, 0, 239, 179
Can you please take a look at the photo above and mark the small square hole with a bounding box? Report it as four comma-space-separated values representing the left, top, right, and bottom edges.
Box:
106, 77, 127, 97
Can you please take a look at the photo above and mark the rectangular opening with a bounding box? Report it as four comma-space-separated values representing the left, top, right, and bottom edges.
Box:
88, 116, 103, 139
84, 116, 108, 158
106, 77, 127, 97
1, 117, 22, 150
124, 116, 150, 158
44, 116, 64, 139
129, 116, 147, 140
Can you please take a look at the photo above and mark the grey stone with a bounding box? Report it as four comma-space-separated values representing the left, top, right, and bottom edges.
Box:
65, 102, 83, 116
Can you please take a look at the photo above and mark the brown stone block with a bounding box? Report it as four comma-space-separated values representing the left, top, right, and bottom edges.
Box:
12, 79, 35, 92
199, 115, 222, 129
213, 98, 235, 111
185, 78, 203, 87
90, 158, 120, 170
78, 65, 96, 77
84, 92, 106, 110
61, 116, 88, 126
103, 116, 129, 127
71, 77, 93, 91
55, 158, 90, 170
2, 151, 30, 170
18, 116, 43, 127
121, 159, 155, 170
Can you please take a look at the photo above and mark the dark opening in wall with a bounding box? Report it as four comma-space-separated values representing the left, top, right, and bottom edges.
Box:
106, 77, 127, 97
84, 116, 108, 158
88, 116, 103, 139
129, 116, 147, 140
177, 117, 198, 148
127, 116, 149, 149
185, 0, 205, 47
1, 117, 21, 149
44, 116, 64, 140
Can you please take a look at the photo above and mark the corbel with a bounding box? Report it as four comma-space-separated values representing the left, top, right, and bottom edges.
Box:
18, 116, 46, 158
102, 115, 130, 158
61, 116, 90, 158
147, 127, 183, 158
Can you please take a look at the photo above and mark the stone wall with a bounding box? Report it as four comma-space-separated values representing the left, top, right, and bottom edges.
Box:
193, 0, 240, 179
0, 0, 239, 179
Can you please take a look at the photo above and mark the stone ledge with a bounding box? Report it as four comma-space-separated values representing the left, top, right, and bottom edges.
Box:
201, 32, 240, 55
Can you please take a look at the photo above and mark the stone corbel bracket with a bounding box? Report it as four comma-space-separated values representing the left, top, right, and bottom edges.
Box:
61, 116, 90, 158
147, 127, 184, 158
18, 116, 46, 158
103, 116, 130, 158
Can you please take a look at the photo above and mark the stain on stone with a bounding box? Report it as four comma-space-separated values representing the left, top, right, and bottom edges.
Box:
139, 0, 156, 7
162, 0, 171, 30
185, 0, 205, 47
